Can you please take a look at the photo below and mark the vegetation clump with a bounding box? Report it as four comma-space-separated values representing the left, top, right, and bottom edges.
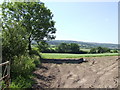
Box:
2, 1, 56, 88
89, 47, 111, 54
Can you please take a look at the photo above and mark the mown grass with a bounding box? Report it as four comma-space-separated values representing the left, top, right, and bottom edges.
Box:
41, 53, 118, 59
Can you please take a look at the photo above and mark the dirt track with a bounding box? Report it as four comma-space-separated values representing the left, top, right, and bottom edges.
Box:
33, 56, 118, 89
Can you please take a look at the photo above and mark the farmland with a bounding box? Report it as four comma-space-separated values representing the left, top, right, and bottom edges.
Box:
33, 52, 118, 88
1, 1, 118, 89
33, 56, 118, 88
41, 53, 118, 59
27, 44, 119, 88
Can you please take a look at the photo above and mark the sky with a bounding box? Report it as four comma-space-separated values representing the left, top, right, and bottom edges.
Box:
0, 1, 118, 44
44, 2, 118, 44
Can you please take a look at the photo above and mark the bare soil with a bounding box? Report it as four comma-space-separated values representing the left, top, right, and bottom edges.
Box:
32, 56, 118, 89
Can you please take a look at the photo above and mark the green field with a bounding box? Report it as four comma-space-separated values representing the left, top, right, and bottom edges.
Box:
41, 53, 118, 59
80, 49, 90, 52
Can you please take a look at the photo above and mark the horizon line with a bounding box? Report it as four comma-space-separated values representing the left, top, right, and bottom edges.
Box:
50, 39, 118, 44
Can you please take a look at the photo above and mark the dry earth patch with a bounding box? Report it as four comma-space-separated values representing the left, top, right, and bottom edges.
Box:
32, 56, 118, 89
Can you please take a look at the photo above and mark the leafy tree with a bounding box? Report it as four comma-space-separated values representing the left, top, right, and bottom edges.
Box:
57, 43, 80, 53
2, 2, 56, 54
2, 21, 27, 63
37, 41, 50, 52
57, 43, 69, 53
90, 48, 97, 54
97, 47, 104, 53
102, 47, 110, 53
69, 43, 80, 53
97, 47, 110, 53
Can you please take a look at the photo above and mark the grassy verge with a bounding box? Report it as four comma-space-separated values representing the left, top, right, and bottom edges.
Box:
41, 53, 118, 59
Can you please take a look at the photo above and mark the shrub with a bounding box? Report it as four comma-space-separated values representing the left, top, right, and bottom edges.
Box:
10, 54, 40, 88
10, 75, 34, 88
32, 55, 41, 66
113, 49, 118, 53
11, 55, 36, 78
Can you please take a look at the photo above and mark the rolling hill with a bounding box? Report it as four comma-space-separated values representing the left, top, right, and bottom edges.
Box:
47, 40, 118, 49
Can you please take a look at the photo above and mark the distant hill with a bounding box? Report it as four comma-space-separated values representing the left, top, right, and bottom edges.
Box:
47, 40, 118, 49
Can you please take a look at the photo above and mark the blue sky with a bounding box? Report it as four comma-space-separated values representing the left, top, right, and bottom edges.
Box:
44, 2, 118, 44
0, 1, 118, 44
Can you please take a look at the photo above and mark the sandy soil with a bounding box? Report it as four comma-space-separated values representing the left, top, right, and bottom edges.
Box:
32, 56, 118, 89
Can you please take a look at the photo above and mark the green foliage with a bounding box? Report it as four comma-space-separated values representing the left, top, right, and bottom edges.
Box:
29, 50, 41, 58
11, 55, 36, 77
2, 22, 27, 63
2, 2, 56, 53
57, 43, 69, 53
69, 43, 80, 53
31, 54, 41, 66
38, 41, 50, 52
113, 49, 118, 53
1, 1, 54, 88
97, 47, 104, 53
90, 48, 97, 54
10, 55, 40, 88
57, 43, 80, 53
47, 40, 118, 49
97, 47, 110, 53
1, 81, 6, 89
10, 75, 34, 88
90, 47, 111, 54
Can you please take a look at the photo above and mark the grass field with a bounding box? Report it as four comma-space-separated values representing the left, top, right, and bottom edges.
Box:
41, 53, 118, 59
80, 49, 90, 52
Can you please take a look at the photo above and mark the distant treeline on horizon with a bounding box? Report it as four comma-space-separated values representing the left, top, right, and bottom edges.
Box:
45, 40, 118, 49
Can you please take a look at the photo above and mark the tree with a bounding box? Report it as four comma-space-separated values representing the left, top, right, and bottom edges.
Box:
37, 41, 50, 52
2, 2, 56, 54
90, 48, 97, 54
97, 47, 111, 53
97, 47, 104, 53
57, 43, 80, 53
102, 47, 110, 53
57, 43, 69, 53
69, 43, 80, 53
2, 21, 27, 63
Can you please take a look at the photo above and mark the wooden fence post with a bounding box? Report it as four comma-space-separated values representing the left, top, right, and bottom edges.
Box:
0, 61, 10, 89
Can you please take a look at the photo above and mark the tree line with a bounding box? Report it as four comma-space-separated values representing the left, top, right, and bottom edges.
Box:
36, 42, 117, 54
